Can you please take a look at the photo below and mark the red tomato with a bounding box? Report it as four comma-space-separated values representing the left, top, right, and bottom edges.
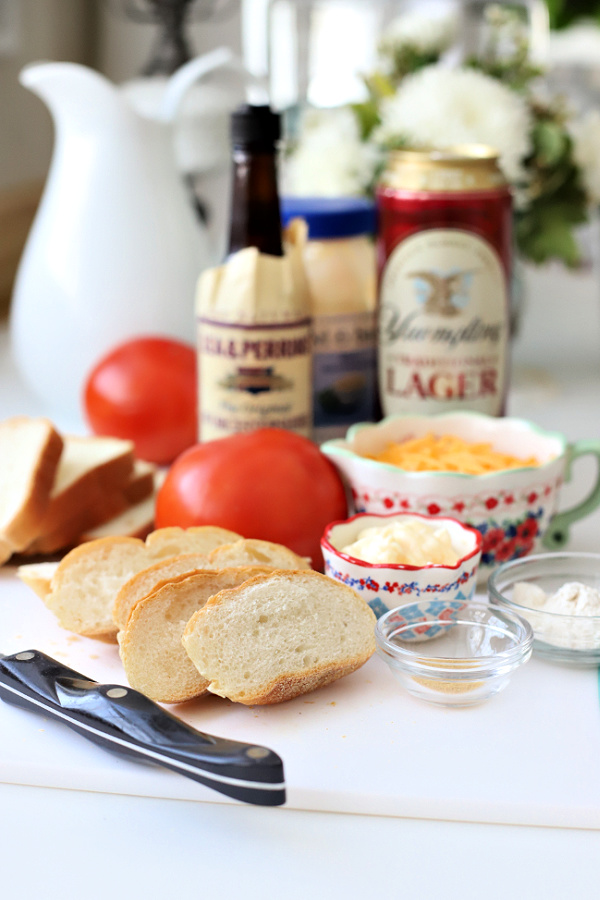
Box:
83, 336, 197, 465
155, 428, 348, 569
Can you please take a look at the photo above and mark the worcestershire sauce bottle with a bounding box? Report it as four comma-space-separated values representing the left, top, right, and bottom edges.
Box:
196, 105, 312, 441
228, 104, 283, 257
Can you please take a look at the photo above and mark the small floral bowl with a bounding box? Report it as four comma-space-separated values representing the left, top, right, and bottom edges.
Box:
375, 600, 533, 707
321, 411, 600, 581
321, 511, 482, 618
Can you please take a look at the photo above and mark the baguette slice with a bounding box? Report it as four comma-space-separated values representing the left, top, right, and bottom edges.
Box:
40, 526, 245, 640
182, 570, 377, 705
17, 560, 59, 600
0, 417, 63, 554
144, 526, 242, 560
205, 539, 311, 571
119, 567, 272, 703
24, 435, 136, 554
43, 536, 151, 640
113, 551, 214, 631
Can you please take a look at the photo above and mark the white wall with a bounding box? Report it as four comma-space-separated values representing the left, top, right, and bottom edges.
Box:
0, 0, 93, 189
95, 2, 242, 83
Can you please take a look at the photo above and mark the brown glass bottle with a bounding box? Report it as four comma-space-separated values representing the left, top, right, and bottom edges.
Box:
227, 104, 283, 258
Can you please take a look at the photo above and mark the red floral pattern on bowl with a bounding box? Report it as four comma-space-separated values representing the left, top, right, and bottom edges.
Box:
321, 511, 482, 617
322, 411, 600, 580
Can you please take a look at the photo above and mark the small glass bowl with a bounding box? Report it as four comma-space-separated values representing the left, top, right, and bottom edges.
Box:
375, 599, 533, 707
488, 552, 600, 666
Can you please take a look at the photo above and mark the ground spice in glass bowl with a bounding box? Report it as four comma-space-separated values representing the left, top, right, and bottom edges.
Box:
374, 599, 533, 707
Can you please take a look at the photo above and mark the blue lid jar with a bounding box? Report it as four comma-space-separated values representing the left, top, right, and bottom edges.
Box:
280, 196, 376, 239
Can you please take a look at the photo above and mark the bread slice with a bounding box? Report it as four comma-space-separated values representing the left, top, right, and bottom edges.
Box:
144, 526, 242, 560
40, 526, 245, 640
119, 567, 272, 703
43, 536, 151, 640
182, 570, 377, 705
113, 551, 214, 631
0, 417, 63, 554
113, 537, 312, 631
23, 435, 136, 554
206, 539, 312, 570
123, 460, 157, 505
79, 492, 155, 545
16, 560, 59, 600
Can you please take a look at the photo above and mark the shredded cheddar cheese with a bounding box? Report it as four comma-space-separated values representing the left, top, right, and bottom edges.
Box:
370, 433, 539, 475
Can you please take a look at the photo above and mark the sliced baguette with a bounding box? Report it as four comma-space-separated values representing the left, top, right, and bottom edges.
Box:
0, 417, 63, 554
205, 539, 311, 571
17, 560, 60, 600
119, 566, 272, 703
113, 537, 312, 631
144, 526, 242, 560
40, 526, 245, 640
43, 536, 151, 640
182, 570, 377, 705
113, 551, 214, 631
23, 435, 136, 554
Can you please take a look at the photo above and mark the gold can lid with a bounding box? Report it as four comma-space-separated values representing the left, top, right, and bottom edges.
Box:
380, 145, 507, 192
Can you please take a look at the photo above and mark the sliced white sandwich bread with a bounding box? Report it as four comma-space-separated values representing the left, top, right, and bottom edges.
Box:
23, 435, 138, 555
39, 527, 245, 640
119, 567, 273, 703
182, 570, 377, 705
0, 417, 63, 559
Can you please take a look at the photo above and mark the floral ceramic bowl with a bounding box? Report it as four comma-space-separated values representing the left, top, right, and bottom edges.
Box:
321, 511, 482, 617
321, 411, 600, 580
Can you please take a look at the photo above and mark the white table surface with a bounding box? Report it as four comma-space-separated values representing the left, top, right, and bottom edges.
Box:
2, 263, 600, 898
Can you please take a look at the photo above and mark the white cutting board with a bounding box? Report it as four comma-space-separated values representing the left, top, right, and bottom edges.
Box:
1, 566, 599, 829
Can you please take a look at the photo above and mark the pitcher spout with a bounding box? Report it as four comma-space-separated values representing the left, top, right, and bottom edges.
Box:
20, 61, 128, 131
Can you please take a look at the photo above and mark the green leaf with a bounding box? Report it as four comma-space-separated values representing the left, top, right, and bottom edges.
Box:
532, 120, 569, 167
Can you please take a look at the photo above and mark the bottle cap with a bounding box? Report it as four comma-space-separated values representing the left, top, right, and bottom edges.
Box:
231, 105, 281, 149
280, 196, 376, 238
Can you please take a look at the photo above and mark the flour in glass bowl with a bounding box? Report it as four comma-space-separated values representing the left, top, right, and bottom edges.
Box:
513, 581, 600, 650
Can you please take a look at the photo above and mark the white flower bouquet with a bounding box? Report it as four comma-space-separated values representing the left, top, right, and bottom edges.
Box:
285, 8, 597, 267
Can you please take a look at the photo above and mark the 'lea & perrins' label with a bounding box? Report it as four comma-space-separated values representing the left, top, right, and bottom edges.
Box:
197, 318, 312, 440
378, 228, 508, 416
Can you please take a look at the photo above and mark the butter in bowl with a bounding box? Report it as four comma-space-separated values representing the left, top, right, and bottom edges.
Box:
321, 511, 482, 618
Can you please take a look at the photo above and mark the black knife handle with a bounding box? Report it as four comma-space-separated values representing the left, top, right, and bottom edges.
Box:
0, 650, 285, 806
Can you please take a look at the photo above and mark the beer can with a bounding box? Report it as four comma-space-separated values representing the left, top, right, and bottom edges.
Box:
376, 146, 512, 417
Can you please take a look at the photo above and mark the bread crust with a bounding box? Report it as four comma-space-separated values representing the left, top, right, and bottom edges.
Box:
119, 566, 273, 703
183, 570, 376, 705
0, 417, 64, 552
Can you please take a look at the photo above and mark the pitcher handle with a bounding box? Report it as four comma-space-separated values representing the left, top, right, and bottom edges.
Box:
160, 47, 269, 123
542, 439, 600, 550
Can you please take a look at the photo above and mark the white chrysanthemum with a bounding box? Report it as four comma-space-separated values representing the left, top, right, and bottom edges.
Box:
381, 9, 457, 56
283, 108, 380, 197
571, 110, 600, 204
375, 65, 532, 184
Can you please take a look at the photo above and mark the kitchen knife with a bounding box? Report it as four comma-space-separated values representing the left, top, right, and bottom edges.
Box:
0, 649, 285, 807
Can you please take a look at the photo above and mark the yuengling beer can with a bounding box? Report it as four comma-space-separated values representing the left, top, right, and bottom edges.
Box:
376, 146, 512, 417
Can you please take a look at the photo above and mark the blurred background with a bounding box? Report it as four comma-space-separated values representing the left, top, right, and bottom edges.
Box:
2, 0, 600, 330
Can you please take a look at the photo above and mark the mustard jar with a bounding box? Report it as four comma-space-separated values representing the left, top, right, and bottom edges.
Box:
281, 197, 377, 442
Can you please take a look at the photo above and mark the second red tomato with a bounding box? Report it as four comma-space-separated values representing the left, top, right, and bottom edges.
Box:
83, 336, 197, 465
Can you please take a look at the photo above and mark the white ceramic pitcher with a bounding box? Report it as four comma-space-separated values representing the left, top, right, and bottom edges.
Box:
10, 48, 239, 419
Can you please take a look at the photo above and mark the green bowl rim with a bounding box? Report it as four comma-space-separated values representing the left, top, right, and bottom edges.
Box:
321, 410, 567, 482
